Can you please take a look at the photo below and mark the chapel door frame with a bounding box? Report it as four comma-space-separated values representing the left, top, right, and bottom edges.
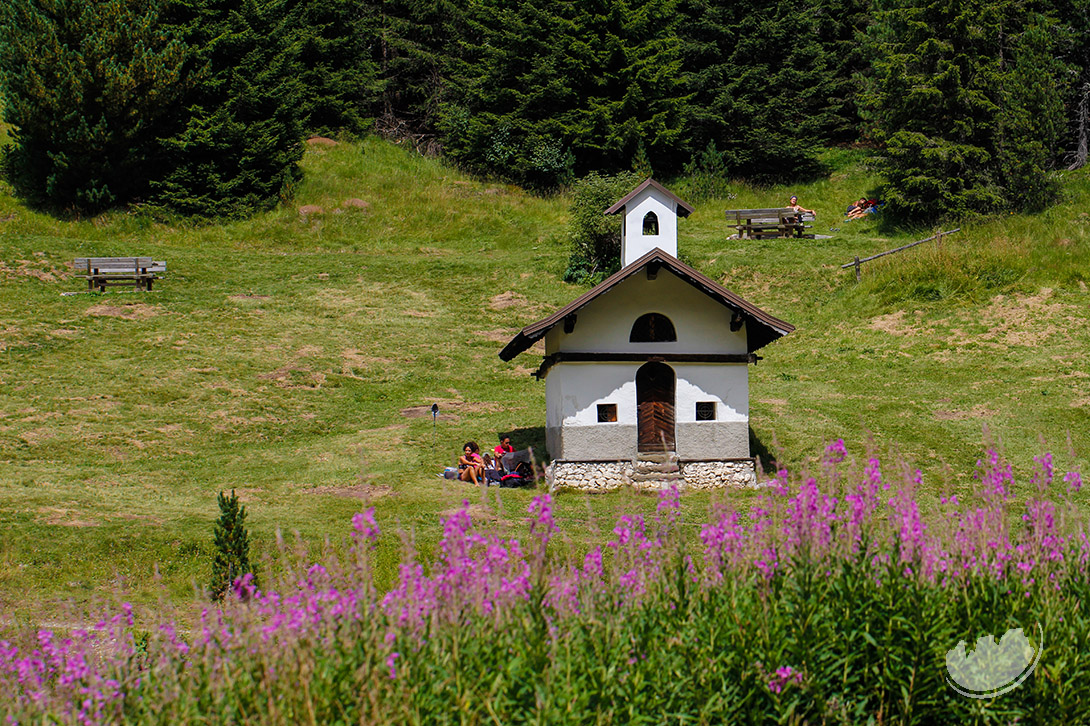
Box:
636, 361, 676, 453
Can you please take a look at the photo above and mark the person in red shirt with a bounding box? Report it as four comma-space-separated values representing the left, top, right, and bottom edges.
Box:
493, 435, 514, 470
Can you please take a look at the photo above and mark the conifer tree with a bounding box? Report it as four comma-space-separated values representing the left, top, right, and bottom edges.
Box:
153, 0, 305, 217
285, 0, 383, 137
1051, 0, 1090, 169
371, 0, 464, 141
0, 0, 190, 213
863, 0, 1064, 222
675, 0, 835, 182
210, 489, 255, 601
441, 0, 687, 188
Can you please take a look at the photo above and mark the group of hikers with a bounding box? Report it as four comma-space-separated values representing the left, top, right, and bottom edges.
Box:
444, 435, 534, 487
788, 193, 881, 223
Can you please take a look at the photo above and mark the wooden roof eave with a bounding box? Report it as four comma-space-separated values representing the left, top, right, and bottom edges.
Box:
604, 178, 695, 217
498, 249, 794, 362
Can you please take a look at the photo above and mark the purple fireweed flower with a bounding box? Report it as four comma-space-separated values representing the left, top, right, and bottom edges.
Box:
783, 477, 838, 556
757, 662, 804, 694
824, 439, 847, 465
528, 494, 556, 550
7, 445, 1090, 720
1065, 471, 1083, 493
351, 508, 380, 544
771, 468, 791, 496
233, 572, 258, 601
1031, 452, 1054, 493
386, 651, 399, 679
607, 515, 660, 598
976, 449, 1013, 503
657, 484, 681, 517
864, 457, 884, 490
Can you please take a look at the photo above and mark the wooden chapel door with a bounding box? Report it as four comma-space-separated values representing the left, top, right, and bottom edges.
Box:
636, 361, 675, 452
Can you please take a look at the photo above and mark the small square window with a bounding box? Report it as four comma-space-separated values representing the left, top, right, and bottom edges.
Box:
696, 401, 716, 421
597, 403, 618, 423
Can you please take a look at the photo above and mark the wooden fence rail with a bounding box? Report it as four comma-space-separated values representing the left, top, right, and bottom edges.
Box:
842, 228, 961, 281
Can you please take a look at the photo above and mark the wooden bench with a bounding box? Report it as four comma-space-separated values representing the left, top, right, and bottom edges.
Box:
72, 257, 166, 292
724, 208, 813, 239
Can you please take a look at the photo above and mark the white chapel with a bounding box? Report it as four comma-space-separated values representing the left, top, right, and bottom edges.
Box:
500, 178, 794, 490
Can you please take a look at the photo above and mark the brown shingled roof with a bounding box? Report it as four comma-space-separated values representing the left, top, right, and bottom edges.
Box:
604, 178, 695, 217
499, 248, 794, 361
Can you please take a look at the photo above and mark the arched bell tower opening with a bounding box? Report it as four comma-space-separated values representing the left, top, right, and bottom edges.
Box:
642, 211, 659, 235
636, 361, 675, 452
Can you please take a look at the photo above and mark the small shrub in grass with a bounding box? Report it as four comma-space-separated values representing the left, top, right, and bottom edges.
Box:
4, 444, 1090, 723
209, 490, 255, 601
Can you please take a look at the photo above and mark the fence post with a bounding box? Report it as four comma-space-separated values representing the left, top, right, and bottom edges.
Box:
854, 256, 861, 282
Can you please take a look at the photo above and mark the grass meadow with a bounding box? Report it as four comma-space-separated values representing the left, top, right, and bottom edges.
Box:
1, 135, 1090, 626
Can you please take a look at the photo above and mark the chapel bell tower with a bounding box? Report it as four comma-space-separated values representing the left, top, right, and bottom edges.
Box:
604, 178, 695, 266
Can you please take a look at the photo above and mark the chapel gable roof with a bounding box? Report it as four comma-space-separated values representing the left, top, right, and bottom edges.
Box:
604, 178, 695, 217
499, 248, 794, 361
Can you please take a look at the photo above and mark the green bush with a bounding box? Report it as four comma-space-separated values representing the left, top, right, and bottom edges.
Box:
563, 170, 643, 284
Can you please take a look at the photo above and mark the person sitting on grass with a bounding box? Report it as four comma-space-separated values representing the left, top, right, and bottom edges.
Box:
458, 441, 486, 485
493, 435, 515, 470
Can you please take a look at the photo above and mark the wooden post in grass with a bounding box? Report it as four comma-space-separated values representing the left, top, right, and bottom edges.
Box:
854, 256, 861, 282
431, 403, 439, 449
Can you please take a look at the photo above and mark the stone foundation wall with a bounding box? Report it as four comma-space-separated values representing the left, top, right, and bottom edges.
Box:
679, 461, 757, 489
547, 459, 758, 492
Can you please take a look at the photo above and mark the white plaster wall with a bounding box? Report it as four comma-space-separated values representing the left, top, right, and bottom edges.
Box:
547, 362, 748, 426
622, 191, 678, 265
673, 364, 748, 423
557, 271, 747, 355
544, 361, 750, 460
546, 362, 637, 428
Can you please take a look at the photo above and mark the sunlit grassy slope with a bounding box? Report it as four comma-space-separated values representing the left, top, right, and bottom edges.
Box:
1, 137, 1089, 619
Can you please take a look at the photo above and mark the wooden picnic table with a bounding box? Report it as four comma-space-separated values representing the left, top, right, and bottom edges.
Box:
724, 207, 813, 239
72, 257, 166, 292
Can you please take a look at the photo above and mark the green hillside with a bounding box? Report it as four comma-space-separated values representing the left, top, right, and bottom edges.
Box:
2, 137, 1089, 617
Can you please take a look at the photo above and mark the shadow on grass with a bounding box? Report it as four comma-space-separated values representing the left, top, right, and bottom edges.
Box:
750, 425, 776, 475
503, 425, 548, 475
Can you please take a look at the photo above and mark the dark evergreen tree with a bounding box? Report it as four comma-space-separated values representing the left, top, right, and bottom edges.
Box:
863, 0, 1064, 222
371, 0, 464, 144
154, 0, 305, 217
441, 0, 688, 189
285, 0, 383, 137
0, 0, 190, 213
1051, 0, 1090, 169
675, 0, 838, 182
811, 0, 874, 144
210, 489, 255, 601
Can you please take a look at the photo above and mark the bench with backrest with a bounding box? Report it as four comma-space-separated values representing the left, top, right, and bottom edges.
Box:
72, 257, 166, 292
724, 208, 813, 239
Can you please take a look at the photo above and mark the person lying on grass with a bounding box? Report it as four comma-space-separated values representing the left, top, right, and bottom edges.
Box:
458, 441, 486, 485
846, 197, 868, 217
847, 197, 880, 220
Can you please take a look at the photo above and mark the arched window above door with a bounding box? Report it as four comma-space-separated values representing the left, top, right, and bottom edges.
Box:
630, 312, 677, 343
